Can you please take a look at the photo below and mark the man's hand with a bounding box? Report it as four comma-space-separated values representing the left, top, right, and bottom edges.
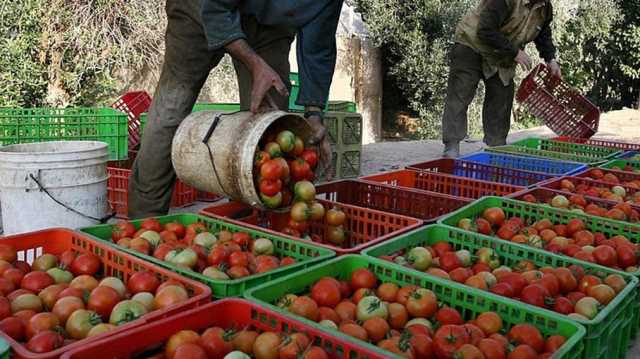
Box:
547, 59, 562, 79
515, 50, 533, 71
225, 39, 289, 113
305, 110, 332, 181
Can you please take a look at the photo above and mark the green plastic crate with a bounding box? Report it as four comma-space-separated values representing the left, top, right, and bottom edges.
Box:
288, 73, 357, 114
245, 255, 585, 359
487, 138, 621, 164
601, 159, 640, 173
0, 107, 128, 160
324, 112, 363, 146
317, 149, 361, 182
363, 224, 638, 359
138, 103, 241, 139
79, 214, 335, 298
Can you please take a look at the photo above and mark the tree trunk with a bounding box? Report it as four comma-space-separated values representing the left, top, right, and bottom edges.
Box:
354, 38, 383, 144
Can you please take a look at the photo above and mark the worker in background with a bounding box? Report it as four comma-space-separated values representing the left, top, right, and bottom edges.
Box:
441, 0, 561, 158
128, 0, 343, 219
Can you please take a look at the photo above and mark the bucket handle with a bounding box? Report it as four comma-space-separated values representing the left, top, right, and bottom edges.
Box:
28, 173, 116, 224
202, 112, 240, 197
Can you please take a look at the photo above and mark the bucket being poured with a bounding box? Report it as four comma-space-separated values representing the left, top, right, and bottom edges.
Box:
172, 110, 315, 209
0, 141, 110, 235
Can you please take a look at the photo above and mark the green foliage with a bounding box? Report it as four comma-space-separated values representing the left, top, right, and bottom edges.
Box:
356, 0, 639, 139
0, 0, 48, 107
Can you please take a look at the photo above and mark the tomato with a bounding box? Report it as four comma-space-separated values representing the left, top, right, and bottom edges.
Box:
109, 300, 148, 325
260, 192, 283, 209
3, 268, 25, 287
0, 296, 10, 321
379, 302, 406, 330
360, 317, 389, 343
38, 284, 66, 310
56, 287, 84, 302
186, 223, 207, 239
490, 282, 514, 297
483, 207, 505, 226
537, 273, 560, 296
228, 266, 251, 278
311, 277, 342, 307
255, 151, 271, 169
475, 312, 502, 335
289, 296, 319, 321
475, 218, 492, 235
326, 226, 346, 245
434, 324, 470, 359
497, 222, 519, 240
207, 246, 230, 267
587, 284, 615, 305
302, 347, 329, 359
339, 322, 368, 341
325, 207, 346, 226
318, 307, 340, 324
617, 245, 638, 268
200, 326, 234, 358
290, 160, 311, 182
554, 267, 578, 293
449, 268, 473, 283
508, 345, 537, 359
173, 343, 207, 359
154, 285, 189, 310
454, 343, 485, 359
406, 288, 437, 318
87, 286, 120, 321
350, 268, 377, 290
70, 275, 99, 293
308, 202, 326, 221
52, 296, 84, 325
0, 244, 16, 263
0, 317, 25, 341
166, 330, 201, 359
26, 330, 64, 353
112, 221, 136, 241
66, 309, 102, 339
578, 275, 602, 294
260, 159, 284, 180
165, 248, 198, 269
70, 253, 101, 276
275, 130, 296, 153
520, 284, 550, 308
545, 335, 566, 353
127, 271, 160, 294
565, 219, 585, 236
231, 329, 258, 354
332, 300, 355, 322
290, 202, 311, 222
395, 285, 417, 305
376, 282, 399, 302
356, 296, 388, 321
439, 252, 462, 272
604, 274, 627, 293
279, 332, 310, 359
593, 245, 618, 266
11, 294, 43, 313
301, 149, 318, 169
26, 312, 60, 340
253, 331, 281, 359
478, 338, 506, 359
508, 324, 544, 352
436, 306, 463, 325
259, 179, 282, 197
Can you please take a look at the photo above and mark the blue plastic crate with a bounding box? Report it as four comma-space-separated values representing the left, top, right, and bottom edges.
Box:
460, 151, 587, 176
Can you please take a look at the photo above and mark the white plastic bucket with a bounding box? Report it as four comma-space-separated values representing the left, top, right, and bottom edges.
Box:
0, 141, 110, 235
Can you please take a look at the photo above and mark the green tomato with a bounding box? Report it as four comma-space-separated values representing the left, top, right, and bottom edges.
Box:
252, 238, 274, 256
194, 232, 217, 249
47, 268, 73, 284
224, 352, 252, 359
33, 254, 58, 272
265, 142, 282, 158
527, 235, 544, 248
476, 248, 501, 269
394, 256, 408, 266
139, 230, 162, 248
407, 247, 432, 271
66, 310, 102, 339
109, 300, 148, 325
294, 181, 316, 202
276, 130, 296, 153
164, 248, 198, 269
455, 249, 472, 267
356, 296, 388, 321
260, 192, 283, 209
202, 266, 230, 280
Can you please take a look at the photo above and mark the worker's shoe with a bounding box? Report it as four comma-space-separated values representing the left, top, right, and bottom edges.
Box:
443, 142, 460, 158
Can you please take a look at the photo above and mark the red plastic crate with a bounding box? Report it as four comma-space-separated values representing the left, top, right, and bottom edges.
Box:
553, 136, 640, 152
196, 190, 223, 202
511, 187, 640, 223
360, 169, 525, 200
61, 299, 384, 359
315, 180, 471, 222
0, 228, 211, 359
516, 64, 600, 138
406, 157, 556, 186
200, 199, 422, 256
111, 91, 152, 150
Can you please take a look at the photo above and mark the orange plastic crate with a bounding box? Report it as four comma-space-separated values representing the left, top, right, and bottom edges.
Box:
200, 199, 422, 256
60, 299, 385, 359
0, 228, 211, 359
361, 169, 525, 200
195, 190, 223, 202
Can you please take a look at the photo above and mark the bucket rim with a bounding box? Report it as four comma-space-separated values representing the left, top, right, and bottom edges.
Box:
0, 141, 109, 156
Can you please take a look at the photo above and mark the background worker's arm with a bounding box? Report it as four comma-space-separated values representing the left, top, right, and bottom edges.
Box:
295, 0, 343, 180
201, 0, 288, 112
534, 3, 561, 78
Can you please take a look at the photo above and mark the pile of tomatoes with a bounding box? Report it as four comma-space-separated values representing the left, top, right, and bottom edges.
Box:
255, 130, 319, 209
0, 243, 192, 354
113, 219, 296, 281
150, 326, 329, 359
582, 169, 640, 187
457, 207, 640, 272
520, 192, 640, 222
378, 243, 628, 319
276, 268, 569, 358
552, 177, 640, 205
608, 160, 640, 174
284, 204, 348, 246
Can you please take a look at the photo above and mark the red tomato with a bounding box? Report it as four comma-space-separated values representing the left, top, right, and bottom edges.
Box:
21, 271, 54, 293
350, 269, 377, 290
259, 179, 282, 196
301, 149, 318, 169
254, 151, 271, 168
483, 207, 505, 226
593, 245, 618, 267
112, 221, 136, 241
173, 343, 207, 359
553, 296, 574, 315
508, 324, 544, 352
127, 272, 160, 294
475, 218, 493, 235
164, 222, 186, 238
207, 246, 230, 267
578, 275, 602, 294
433, 325, 470, 358
232, 232, 251, 249
140, 218, 163, 232
88, 286, 120, 321
0, 317, 24, 341
289, 296, 319, 321
227, 266, 251, 279
436, 306, 463, 325
4, 268, 25, 287
432, 241, 452, 257
0, 244, 17, 263
26, 331, 64, 353
70, 254, 101, 276
291, 159, 312, 182
617, 244, 638, 268
186, 223, 207, 238
25, 313, 59, 340
311, 277, 342, 308
439, 252, 462, 272
260, 159, 284, 180
520, 284, 550, 308
490, 282, 515, 297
